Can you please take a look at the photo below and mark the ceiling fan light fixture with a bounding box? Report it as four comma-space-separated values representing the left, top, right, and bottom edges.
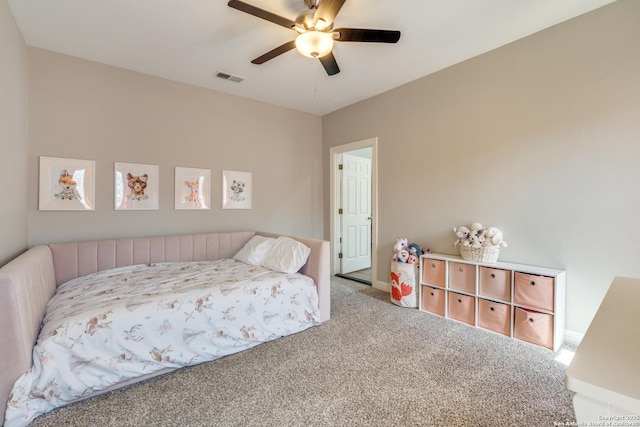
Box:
295, 30, 334, 58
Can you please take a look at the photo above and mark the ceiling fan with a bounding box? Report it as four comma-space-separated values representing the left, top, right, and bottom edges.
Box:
228, 0, 401, 76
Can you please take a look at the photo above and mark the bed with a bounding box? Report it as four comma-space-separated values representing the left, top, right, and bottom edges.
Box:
0, 231, 330, 427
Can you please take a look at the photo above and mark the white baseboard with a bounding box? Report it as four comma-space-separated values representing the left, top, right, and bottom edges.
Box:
563, 329, 584, 347
373, 280, 390, 292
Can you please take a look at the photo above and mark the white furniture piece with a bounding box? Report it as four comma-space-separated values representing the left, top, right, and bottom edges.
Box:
565, 276, 640, 423
419, 253, 566, 351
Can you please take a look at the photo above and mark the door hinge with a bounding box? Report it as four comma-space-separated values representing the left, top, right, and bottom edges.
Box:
338, 208, 343, 214
338, 164, 343, 170
338, 252, 343, 259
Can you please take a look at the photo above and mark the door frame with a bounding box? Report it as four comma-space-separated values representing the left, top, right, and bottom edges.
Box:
330, 137, 381, 290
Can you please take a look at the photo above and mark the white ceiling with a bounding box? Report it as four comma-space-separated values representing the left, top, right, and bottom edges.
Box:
8, 0, 617, 116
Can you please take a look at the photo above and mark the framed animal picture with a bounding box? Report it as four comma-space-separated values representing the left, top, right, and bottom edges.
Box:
114, 162, 159, 210
174, 167, 211, 210
39, 156, 96, 211
222, 170, 252, 209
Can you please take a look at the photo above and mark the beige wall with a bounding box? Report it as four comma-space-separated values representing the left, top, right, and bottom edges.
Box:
322, 0, 640, 336
0, 1, 28, 266
28, 49, 323, 246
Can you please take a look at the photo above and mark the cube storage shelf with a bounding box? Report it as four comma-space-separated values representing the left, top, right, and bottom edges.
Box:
419, 253, 566, 351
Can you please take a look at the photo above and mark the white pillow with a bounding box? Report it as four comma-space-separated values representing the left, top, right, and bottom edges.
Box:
260, 236, 311, 274
233, 235, 276, 265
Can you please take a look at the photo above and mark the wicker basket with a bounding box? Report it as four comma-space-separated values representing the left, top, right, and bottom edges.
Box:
459, 245, 500, 263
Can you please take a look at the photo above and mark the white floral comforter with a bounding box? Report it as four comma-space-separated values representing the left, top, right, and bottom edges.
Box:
5, 259, 320, 427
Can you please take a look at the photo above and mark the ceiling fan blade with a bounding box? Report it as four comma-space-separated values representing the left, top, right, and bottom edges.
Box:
315, 0, 347, 27
251, 40, 297, 64
228, 0, 297, 30
334, 28, 401, 43
319, 51, 340, 76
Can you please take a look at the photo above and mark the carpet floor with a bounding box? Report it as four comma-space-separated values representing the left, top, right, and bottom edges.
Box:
30, 276, 576, 426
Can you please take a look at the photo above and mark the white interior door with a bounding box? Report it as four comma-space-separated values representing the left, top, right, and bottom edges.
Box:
340, 153, 372, 274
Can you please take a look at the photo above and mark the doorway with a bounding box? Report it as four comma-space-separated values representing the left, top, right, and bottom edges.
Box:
330, 138, 378, 288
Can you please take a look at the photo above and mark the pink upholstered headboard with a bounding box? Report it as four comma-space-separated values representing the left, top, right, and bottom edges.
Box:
0, 231, 329, 426
48, 231, 256, 286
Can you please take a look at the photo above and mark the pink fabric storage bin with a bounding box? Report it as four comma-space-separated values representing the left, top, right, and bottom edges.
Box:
421, 259, 446, 287
449, 262, 476, 294
478, 298, 511, 336
513, 307, 554, 349
448, 292, 476, 326
421, 286, 445, 316
514, 272, 555, 312
479, 266, 511, 302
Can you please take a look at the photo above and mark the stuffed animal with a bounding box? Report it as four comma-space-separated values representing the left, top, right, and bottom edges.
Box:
485, 227, 508, 247
467, 230, 483, 248
453, 226, 470, 247
408, 243, 424, 257
394, 239, 428, 263
397, 249, 410, 263
394, 238, 408, 253
392, 238, 409, 262
468, 222, 484, 232
462, 230, 479, 248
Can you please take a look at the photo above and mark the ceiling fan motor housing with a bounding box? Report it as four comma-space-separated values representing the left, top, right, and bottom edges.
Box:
295, 9, 316, 30
304, 0, 320, 9
296, 2, 330, 31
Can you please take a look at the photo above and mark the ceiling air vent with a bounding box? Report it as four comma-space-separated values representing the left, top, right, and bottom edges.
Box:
214, 71, 245, 83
